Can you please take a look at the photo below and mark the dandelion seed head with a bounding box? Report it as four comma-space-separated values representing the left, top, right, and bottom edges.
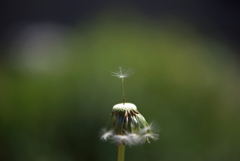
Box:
112, 103, 137, 112
101, 68, 158, 146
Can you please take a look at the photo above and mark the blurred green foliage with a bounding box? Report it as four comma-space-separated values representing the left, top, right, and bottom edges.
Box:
1, 13, 240, 161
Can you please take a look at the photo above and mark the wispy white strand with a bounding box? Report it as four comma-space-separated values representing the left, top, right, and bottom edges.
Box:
101, 129, 114, 141
111, 67, 134, 79
101, 125, 158, 146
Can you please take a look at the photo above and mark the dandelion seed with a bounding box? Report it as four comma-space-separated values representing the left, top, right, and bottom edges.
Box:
101, 129, 114, 141
111, 67, 134, 103
111, 67, 134, 79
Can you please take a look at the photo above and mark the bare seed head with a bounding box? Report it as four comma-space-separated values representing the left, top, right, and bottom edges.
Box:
101, 103, 158, 146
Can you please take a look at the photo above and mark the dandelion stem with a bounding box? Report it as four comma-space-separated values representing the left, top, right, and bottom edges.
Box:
118, 144, 125, 161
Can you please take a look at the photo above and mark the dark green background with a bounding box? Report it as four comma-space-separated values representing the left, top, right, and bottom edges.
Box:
1, 13, 240, 161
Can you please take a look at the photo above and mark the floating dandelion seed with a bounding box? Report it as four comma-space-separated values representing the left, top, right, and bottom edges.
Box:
101, 67, 158, 161
111, 67, 134, 103
111, 67, 134, 79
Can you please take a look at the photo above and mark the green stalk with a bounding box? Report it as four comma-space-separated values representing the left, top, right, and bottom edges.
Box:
118, 144, 125, 161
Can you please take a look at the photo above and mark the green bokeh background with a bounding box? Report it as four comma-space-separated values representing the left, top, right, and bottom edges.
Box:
1, 13, 240, 161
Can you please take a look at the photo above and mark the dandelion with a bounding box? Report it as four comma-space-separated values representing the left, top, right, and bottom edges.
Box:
101, 103, 158, 145
101, 67, 158, 161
